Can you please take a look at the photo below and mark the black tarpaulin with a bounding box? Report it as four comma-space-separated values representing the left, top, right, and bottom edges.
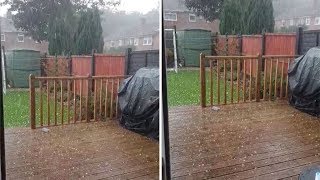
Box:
288, 47, 320, 116
118, 68, 159, 140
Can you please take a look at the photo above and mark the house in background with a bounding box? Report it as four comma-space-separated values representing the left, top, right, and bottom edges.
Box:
163, 0, 219, 32
0, 12, 48, 54
273, 0, 320, 31
104, 18, 159, 52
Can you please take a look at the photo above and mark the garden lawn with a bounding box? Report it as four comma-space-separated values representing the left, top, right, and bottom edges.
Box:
4, 90, 68, 128
4, 90, 32, 128
167, 70, 241, 107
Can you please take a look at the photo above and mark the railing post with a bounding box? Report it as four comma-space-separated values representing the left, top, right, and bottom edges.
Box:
256, 54, 262, 102
200, 53, 206, 107
29, 74, 36, 129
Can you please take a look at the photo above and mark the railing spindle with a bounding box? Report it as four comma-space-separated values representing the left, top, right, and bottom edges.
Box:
110, 79, 114, 119
115, 78, 120, 118
39, 80, 43, 127
269, 59, 273, 101
73, 79, 77, 123
54, 80, 57, 125
237, 60, 240, 103
217, 60, 220, 105
280, 59, 285, 99
224, 59, 227, 105
210, 61, 213, 106
60, 80, 64, 125
243, 59, 246, 102
47, 80, 50, 126
99, 79, 103, 119
79, 79, 83, 121
94, 79, 97, 121
105, 79, 109, 119
67, 80, 70, 124
274, 59, 279, 99
263, 58, 267, 100
230, 59, 234, 104
249, 58, 252, 101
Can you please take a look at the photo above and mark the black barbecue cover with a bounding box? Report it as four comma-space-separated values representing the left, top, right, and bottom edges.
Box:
118, 68, 159, 140
289, 47, 320, 116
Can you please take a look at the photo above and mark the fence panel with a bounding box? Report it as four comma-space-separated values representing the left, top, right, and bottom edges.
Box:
301, 31, 319, 54
126, 49, 159, 75
29, 75, 126, 129
41, 56, 70, 77
215, 35, 241, 55
95, 54, 125, 76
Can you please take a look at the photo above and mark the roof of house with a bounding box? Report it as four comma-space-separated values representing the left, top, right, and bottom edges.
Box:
273, 0, 320, 20
163, 0, 189, 12
0, 16, 23, 33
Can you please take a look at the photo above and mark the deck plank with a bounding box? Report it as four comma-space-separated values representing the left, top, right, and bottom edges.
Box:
169, 101, 320, 180
5, 121, 158, 179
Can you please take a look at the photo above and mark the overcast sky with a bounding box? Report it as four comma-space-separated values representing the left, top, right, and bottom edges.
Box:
0, 0, 159, 17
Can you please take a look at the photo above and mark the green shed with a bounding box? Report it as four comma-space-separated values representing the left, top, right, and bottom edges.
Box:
6, 50, 41, 88
176, 29, 212, 67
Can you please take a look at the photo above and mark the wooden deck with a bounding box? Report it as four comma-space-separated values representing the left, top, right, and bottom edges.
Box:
169, 101, 320, 179
5, 121, 158, 179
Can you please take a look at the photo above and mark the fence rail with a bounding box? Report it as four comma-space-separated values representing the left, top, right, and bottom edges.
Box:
200, 54, 299, 107
29, 74, 127, 129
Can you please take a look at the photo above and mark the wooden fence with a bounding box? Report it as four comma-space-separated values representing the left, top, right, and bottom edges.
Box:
200, 54, 299, 107
29, 74, 127, 129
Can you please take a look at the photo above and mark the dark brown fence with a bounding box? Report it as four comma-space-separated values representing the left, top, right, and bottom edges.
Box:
200, 54, 298, 107
29, 74, 127, 129
125, 49, 159, 75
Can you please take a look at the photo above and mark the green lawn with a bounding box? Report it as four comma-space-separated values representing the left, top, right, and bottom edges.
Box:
4, 90, 68, 128
4, 90, 31, 128
167, 70, 242, 107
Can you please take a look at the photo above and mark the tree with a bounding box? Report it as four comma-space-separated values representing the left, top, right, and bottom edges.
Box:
2, 0, 118, 55
73, 7, 104, 54
184, 0, 224, 22
246, 0, 274, 34
185, 0, 275, 35
219, 0, 243, 34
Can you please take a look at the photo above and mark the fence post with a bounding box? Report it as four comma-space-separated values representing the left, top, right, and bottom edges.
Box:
200, 53, 206, 107
29, 74, 36, 129
124, 48, 132, 75
237, 33, 243, 56
91, 49, 96, 76
68, 53, 72, 76
295, 27, 303, 55
55, 54, 57, 76
256, 54, 262, 102
225, 33, 229, 55
261, 33, 266, 71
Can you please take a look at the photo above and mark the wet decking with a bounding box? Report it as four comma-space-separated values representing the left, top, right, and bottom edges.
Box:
5, 121, 158, 179
169, 101, 320, 179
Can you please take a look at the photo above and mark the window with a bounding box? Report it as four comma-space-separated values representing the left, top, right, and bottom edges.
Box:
134, 38, 139, 46
289, 19, 294, 26
315, 17, 320, 25
143, 36, 152, 46
306, 17, 311, 25
164, 12, 177, 21
189, 14, 196, 22
17, 33, 24, 42
118, 40, 123, 46
110, 41, 115, 47
281, 20, 285, 27
1, 34, 4, 42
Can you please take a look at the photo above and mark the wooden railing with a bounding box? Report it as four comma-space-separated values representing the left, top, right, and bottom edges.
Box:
29, 75, 127, 129
200, 54, 299, 107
